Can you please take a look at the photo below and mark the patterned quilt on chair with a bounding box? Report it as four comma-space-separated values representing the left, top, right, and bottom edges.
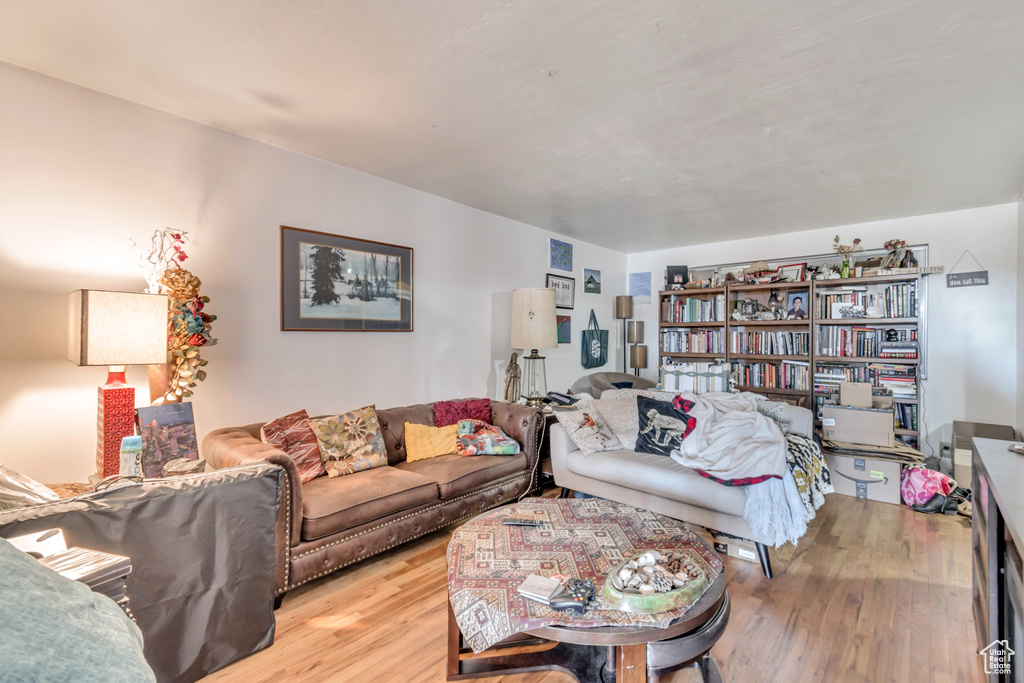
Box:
447, 498, 723, 653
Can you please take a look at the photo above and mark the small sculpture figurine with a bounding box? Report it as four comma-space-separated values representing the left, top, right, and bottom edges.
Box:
504, 353, 521, 403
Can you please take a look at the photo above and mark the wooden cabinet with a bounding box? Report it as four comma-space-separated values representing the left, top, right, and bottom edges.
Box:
972, 438, 1024, 682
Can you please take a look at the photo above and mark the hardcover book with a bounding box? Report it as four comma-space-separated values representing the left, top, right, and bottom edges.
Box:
135, 402, 199, 478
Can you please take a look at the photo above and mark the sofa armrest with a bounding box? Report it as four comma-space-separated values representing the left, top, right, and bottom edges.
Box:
490, 402, 543, 484
202, 426, 303, 550
548, 423, 580, 485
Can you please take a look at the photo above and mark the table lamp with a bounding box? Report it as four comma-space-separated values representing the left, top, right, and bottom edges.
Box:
615, 295, 633, 373
510, 288, 557, 407
627, 321, 648, 376
68, 290, 169, 478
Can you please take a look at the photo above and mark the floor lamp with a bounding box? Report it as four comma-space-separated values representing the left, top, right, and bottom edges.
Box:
68, 290, 169, 478
628, 321, 648, 376
511, 288, 557, 407
615, 295, 633, 374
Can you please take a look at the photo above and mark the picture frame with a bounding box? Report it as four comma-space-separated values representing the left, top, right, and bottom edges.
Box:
786, 293, 808, 319
281, 225, 413, 331
777, 262, 807, 282
583, 268, 601, 294
546, 274, 575, 309
666, 265, 689, 290
556, 315, 571, 343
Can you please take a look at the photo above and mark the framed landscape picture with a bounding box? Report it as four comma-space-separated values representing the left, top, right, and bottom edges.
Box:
546, 274, 575, 309
281, 225, 413, 331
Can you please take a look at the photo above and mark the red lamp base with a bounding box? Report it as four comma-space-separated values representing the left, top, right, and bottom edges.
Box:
97, 367, 136, 478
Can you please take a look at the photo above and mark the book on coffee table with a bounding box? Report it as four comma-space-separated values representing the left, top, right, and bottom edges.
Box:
517, 574, 564, 604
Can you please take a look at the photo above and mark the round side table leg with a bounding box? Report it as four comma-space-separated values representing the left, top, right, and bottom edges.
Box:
696, 653, 723, 683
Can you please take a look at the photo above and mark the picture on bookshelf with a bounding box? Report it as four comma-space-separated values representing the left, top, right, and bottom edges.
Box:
666, 265, 688, 290
777, 263, 807, 282
787, 293, 808, 319
831, 303, 866, 319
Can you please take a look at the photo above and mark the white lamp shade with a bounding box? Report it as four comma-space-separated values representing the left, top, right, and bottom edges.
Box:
510, 288, 557, 350
68, 290, 169, 366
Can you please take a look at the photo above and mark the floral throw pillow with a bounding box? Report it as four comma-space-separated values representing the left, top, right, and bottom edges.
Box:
433, 399, 492, 427
454, 419, 520, 456
309, 405, 389, 477
553, 406, 623, 455
260, 409, 327, 483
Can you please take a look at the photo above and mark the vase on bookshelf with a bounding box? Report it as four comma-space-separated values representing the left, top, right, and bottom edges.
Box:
841, 261, 851, 279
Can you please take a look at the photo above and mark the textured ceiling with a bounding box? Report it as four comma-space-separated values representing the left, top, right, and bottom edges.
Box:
2, 0, 1023, 252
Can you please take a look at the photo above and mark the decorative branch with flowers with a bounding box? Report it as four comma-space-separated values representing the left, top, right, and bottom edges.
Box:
832, 235, 864, 265
132, 229, 216, 403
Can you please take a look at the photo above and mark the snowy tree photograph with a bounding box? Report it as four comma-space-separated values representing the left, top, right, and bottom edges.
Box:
298, 242, 404, 321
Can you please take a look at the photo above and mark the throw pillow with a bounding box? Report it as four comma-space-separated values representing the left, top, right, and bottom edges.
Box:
433, 399, 492, 427
611, 381, 633, 389
754, 398, 789, 433
606, 388, 683, 403
405, 422, 458, 462
454, 419, 520, 456
635, 395, 697, 456
260, 409, 327, 483
309, 405, 389, 478
553, 406, 622, 455
590, 397, 640, 450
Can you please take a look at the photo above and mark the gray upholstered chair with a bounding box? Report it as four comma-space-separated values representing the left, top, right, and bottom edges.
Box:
569, 371, 657, 398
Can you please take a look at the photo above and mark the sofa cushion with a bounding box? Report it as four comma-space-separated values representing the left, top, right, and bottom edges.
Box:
564, 448, 748, 517
260, 410, 327, 483
301, 466, 438, 541
454, 420, 520, 456
405, 422, 458, 462
397, 453, 527, 499
552, 407, 621, 455
635, 395, 696, 456
309, 405, 389, 478
590, 397, 639, 449
434, 398, 492, 427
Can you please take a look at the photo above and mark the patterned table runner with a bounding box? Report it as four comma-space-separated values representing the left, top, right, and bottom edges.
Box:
447, 497, 724, 653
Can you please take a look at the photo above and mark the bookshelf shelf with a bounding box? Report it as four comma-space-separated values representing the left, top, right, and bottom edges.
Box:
730, 353, 810, 362
735, 385, 808, 397
814, 356, 920, 365
816, 318, 918, 325
660, 321, 727, 328
729, 319, 811, 327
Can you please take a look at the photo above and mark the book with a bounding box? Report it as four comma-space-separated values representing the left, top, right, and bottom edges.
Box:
517, 574, 564, 604
135, 402, 200, 478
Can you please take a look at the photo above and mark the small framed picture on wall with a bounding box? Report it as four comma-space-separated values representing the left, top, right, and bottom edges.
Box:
546, 274, 575, 309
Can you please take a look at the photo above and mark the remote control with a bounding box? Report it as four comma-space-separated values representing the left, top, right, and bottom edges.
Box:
502, 518, 542, 526
548, 578, 595, 614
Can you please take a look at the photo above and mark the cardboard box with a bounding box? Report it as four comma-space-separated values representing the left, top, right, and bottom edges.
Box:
840, 382, 872, 408
825, 454, 903, 504
821, 405, 895, 448
952, 421, 1015, 486
872, 395, 894, 411
703, 528, 758, 563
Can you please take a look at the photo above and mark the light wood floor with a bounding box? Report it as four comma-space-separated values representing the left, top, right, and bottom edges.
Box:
204, 491, 983, 683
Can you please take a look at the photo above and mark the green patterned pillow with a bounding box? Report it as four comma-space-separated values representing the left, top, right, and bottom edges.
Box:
310, 405, 389, 477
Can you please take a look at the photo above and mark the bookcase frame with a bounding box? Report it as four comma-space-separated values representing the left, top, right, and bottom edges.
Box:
657, 273, 923, 446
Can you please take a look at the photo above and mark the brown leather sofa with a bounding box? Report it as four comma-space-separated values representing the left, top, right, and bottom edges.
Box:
202, 400, 542, 601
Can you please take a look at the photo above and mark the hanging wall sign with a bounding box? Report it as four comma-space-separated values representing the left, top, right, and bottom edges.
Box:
946, 271, 989, 288
946, 250, 988, 288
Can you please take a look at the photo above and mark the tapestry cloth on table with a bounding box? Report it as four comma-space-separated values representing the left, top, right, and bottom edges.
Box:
447, 498, 723, 653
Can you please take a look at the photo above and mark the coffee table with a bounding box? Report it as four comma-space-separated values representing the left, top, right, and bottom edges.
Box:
446, 498, 729, 682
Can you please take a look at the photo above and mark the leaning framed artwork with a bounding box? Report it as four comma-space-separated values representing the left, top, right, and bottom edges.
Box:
546, 274, 575, 309
281, 225, 413, 331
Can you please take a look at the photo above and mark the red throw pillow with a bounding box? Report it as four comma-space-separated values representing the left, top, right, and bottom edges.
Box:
260, 409, 327, 483
433, 399, 492, 427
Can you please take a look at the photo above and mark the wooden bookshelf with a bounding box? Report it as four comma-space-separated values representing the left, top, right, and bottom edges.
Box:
656, 274, 927, 425
658, 288, 729, 394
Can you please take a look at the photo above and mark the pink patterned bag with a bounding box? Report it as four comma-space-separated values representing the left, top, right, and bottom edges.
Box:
900, 465, 955, 506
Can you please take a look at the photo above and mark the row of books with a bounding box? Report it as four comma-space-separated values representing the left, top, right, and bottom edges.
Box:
730, 330, 810, 356
661, 362, 731, 393
815, 326, 920, 359
814, 362, 918, 397
815, 281, 918, 319
661, 329, 724, 354
736, 360, 809, 391
661, 294, 726, 323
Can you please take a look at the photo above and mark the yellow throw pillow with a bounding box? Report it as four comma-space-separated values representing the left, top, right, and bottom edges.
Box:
405, 422, 458, 462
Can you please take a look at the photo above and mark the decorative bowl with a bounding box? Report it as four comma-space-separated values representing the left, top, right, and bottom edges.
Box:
601, 549, 708, 614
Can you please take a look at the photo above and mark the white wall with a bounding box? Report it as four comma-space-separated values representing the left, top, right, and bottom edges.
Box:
0, 63, 626, 483
1018, 201, 1024, 434
627, 204, 1019, 456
